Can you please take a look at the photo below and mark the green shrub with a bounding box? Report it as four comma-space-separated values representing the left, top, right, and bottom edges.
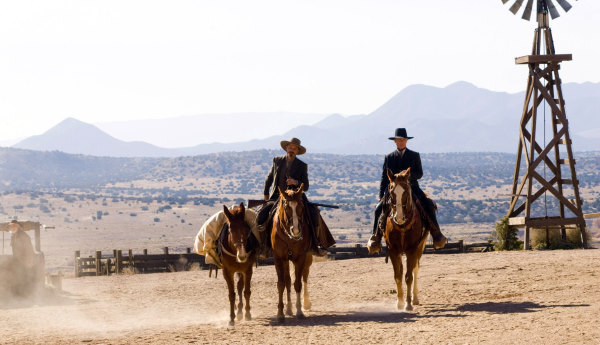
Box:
492, 216, 523, 251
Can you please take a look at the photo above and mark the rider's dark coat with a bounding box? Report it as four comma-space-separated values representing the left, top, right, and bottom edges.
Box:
264, 155, 309, 200
378, 148, 423, 200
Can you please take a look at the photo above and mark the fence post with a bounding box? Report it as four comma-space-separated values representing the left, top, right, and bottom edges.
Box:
186, 247, 191, 254
163, 247, 169, 272
106, 258, 112, 275
143, 249, 148, 273
95, 251, 102, 276
128, 249, 133, 268
74, 251, 80, 278
458, 240, 464, 253
116, 250, 122, 274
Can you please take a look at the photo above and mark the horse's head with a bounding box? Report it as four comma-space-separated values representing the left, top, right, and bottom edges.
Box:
277, 184, 305, 239
387, 167, 413, 227
223, 202, 251, 263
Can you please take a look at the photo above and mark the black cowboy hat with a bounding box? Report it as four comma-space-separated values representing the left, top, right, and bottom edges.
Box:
280, 137, 306, 155
388, 128, 413, 140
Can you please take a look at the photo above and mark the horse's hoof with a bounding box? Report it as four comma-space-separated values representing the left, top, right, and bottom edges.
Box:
304, 301, 312, 310
277, 315, 285, 324
296, 311, 305, 319
228, 320, 235, 327
404, 304, 413, 312
236, 313, 243, 321
413, 298, 420, 305
285, 307, 294, 316
245, 313, 252, 321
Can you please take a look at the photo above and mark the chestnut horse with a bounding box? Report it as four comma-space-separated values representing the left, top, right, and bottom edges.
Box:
220, 203, 257, 326
271, 184, 313, 323
384, 167, 429, 311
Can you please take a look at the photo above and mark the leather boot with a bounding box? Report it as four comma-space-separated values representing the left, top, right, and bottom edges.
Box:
367, 231, 382, 254
429, 220, 447, 249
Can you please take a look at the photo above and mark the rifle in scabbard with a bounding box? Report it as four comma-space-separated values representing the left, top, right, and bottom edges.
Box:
247, 199, 339, 209
248, 199, 268, 209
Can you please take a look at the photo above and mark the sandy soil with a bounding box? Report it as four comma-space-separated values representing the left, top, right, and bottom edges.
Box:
2, 249, 599, 345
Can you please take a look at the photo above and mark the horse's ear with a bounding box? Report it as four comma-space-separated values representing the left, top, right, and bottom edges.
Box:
386, 168, 394, 182
239, 201, 245, 214
405, 167, 411, 178
277, 186, 284, 198
223, 205, 232, 220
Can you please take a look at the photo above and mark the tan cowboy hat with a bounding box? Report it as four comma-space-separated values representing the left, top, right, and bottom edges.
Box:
280, 137, 306, 155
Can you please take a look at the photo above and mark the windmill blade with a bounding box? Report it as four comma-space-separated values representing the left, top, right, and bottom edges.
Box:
545, 0, 561, 19
522, 0, 534, 20
502, 0, 510, 3
555, 0, 572, 12
509, 0, 525, 14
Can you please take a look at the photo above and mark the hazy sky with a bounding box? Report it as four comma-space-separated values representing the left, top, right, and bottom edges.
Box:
1, 0, 598, 145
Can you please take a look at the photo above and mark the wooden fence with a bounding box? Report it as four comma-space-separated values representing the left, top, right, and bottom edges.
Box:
74, 247, 206, 277
74, 241, 493, 277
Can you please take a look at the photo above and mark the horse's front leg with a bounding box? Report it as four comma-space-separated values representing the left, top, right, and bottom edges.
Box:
274, 257, 286, 323
284, 260, 293, 317
243, 265, 253, 321
412, 257, 421, 306
236, 272, 244, 321
404, 253, 418, 311
223, 268, 236, 326
293, 258, 306, 319
302, 253, 313, 310
389, 249, 404, 310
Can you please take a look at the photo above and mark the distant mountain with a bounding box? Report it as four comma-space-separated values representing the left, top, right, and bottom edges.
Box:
13, 118, 184, 157
12, 82, 600, 157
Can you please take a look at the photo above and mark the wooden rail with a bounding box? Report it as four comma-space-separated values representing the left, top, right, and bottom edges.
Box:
74, 241, 494, 277
74, 247, 207, 277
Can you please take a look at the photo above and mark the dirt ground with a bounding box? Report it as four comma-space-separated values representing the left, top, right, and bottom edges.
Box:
1, 249, 599, 345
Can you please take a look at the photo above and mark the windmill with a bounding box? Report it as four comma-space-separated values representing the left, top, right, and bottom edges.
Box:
501, 0, 588, 249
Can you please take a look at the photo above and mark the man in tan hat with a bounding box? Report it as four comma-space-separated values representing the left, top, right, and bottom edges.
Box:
367, 128, 447, 253
256, 137, 335, 256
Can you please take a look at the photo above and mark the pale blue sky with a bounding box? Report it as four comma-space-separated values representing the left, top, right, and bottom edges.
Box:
1, 0, 598, 145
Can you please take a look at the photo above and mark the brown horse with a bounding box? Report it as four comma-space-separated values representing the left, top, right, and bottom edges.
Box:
220, 202, 257, 326
384, 167, 429, 311
271, 184, 313, 323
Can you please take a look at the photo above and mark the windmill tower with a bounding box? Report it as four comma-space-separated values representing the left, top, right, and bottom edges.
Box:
502, 0, 588, 249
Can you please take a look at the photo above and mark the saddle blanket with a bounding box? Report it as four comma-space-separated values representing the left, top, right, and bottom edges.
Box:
193, 206, 259, 265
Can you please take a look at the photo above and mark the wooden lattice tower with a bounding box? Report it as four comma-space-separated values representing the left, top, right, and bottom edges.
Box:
503, 3, 588, 249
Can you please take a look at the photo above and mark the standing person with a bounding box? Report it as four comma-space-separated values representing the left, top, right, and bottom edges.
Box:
367, 128, 447, 253
256, 137, 335, 256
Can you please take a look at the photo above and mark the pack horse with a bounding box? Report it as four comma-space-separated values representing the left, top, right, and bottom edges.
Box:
219, 203, 258, 326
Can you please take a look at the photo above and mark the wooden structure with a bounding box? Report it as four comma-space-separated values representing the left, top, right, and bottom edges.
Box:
0, 220, 50, 292
74, 247, 206, 277
507, 11, 587, 249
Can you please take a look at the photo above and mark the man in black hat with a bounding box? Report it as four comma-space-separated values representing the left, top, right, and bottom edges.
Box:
367, 128, 447, 253
256, 137, 335, 256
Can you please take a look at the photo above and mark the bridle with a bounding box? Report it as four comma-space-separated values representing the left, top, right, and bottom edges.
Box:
220, 222, 252, 258
276, 195, 304, 241
388, 178, 416, 231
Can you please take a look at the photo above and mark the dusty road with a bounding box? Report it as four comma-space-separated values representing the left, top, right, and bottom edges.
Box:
2, 249, 599, 344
